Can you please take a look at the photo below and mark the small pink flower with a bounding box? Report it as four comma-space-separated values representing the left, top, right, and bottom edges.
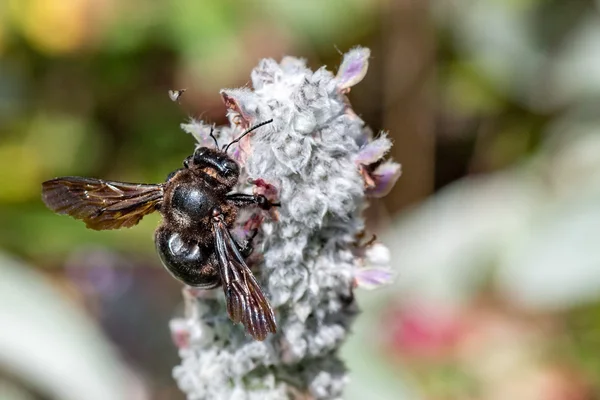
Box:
243, 213, 265, 232
354, 268, 393, 290
251, 178, 280, 221
169, 318, 192, 349
250, 178, 279, 202
366, 161, 402, 198
336, 47, 371, 91
355, 136, 392, 166
170, 317, 212, 350
355, 135, 401, 198
353, 242, 394, 289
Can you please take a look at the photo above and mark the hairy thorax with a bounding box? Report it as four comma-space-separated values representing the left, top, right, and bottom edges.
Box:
160, 169, 237, 242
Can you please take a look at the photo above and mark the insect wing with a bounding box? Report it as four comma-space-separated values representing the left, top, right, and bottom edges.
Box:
42, 177, 163, 230
213, 219, 276, 340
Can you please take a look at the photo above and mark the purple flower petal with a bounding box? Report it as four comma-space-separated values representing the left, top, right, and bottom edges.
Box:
355, 267, 393, 290
366, 161, 402, 198
355, 135, 392, 165
336, 47, 371, 90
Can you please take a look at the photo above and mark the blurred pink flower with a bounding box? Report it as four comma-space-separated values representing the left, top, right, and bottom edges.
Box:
384, 301, 595, 400
384, 304, 465, 361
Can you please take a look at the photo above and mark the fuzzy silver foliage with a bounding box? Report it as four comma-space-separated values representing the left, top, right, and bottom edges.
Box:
170, 47, 400, 400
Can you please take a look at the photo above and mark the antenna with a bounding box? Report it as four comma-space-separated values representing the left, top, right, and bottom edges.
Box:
208, 125, 219, 148
224, 119, 274, 153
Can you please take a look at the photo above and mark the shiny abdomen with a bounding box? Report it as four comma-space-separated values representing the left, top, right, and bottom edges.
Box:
154, 226, 220, 288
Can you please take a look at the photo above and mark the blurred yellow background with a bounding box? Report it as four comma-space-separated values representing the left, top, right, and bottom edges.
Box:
2, 0, 600, 399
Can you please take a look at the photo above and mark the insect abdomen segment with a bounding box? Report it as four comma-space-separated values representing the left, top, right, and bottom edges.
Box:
155, 226, 220, 288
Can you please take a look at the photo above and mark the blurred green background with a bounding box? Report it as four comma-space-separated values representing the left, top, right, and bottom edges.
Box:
2, 0, 600, 399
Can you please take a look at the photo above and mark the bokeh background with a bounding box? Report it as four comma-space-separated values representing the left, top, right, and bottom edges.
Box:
2, 0, 600, 399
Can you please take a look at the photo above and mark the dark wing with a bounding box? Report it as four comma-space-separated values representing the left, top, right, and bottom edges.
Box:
213, 217, 276, 340
42, 177, 163, 230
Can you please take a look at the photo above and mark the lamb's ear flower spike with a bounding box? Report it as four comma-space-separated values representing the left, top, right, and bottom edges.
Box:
169, 47, 400, 400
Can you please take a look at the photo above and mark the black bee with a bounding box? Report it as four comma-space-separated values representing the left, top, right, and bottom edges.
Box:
41, 120, 277, 340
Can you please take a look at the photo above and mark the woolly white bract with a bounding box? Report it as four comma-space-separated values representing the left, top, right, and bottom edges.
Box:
171, 47, 400, 400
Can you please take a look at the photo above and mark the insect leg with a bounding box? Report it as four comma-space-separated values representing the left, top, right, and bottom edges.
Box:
226, 193, 280, 210
237, 229, 258, 258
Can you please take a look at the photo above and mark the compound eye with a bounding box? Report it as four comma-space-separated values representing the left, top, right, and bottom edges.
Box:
192, 147, 209, 164
222, 159, 239, 176
194, 147, 208, 157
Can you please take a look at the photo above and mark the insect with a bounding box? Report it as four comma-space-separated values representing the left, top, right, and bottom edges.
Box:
168, 89, 186, 102
41, 120, 278, 340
